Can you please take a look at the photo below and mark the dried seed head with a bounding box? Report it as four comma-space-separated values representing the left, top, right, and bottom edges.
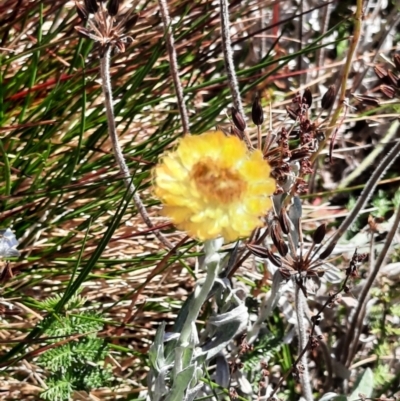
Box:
374, 65, 388, 81
321, 85, 336, 110
107, 0, 120, 16
303, 88, 312, 108
231, 107, 246, 132
252, 96, 264, 126
312, 224, 326, 244
394, 54, 400, 73
84, 0, 99, 14
380, 84, 396, 98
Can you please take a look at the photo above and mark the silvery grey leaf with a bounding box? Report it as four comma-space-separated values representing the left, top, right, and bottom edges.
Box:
164, 332, 180, 342
288, 196, 302, 250
149, 323, 166, 371
200, 304, 248, 360
323, 265, 342, 283
0, 229, 20, 258
278, 295, 296, 325
165, 364, 196, 401
208, 303, 248, 327
235, 371, 253, 395
219, 241, 239, 278
184, 383, 203, 401
215, 354, 230, 388
247, 271, 284, 343
319, 392, 341, 401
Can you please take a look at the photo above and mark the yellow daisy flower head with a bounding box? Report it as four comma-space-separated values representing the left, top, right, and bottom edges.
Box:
154, 130, 276, 242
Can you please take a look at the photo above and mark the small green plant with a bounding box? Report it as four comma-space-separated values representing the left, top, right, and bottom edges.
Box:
36, 294, 113, 401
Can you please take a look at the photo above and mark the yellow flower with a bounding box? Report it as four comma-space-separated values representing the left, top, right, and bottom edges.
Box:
154, 130, 275, 242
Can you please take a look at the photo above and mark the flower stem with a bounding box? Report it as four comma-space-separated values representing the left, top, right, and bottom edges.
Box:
295, 287, 313, 401
178, 240, 221, 350
99, 47, 174, 249
158, 0, 190, 135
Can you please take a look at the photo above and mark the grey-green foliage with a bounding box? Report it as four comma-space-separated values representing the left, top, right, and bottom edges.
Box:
147, 240, 249, 401
37, 295, 113, 401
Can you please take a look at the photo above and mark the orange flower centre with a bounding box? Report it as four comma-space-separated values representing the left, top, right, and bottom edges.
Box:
190, 160, 247, 203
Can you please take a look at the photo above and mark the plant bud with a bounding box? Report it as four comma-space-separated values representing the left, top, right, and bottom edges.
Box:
321, 85, 336, 110
84, 0, 99, 14
303, 88, 312, 108
107, 0, 120, 16
380, 84, 395, 98
251, 96, 264, 125
231, 107, 246, 132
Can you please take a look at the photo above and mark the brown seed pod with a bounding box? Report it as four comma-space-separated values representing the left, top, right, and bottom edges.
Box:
231, 107, 246, 132
247, 243, 269, 259
303, 88, 312, 108
252, 96, 264, 126
319, 241, 336, 259
125, 13, 139, 32
380, 84, 396, 98
321, 85, 336, 110
286, 106, 298, 121
374, 65, 388, 81
352, 94, 380, 107
84, 0, 99, 14
387, 70, 399, 87
312, 224, 326, 244
75, 1, 88, 21
393, 54, 400, 73
107, 0, 120, 16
